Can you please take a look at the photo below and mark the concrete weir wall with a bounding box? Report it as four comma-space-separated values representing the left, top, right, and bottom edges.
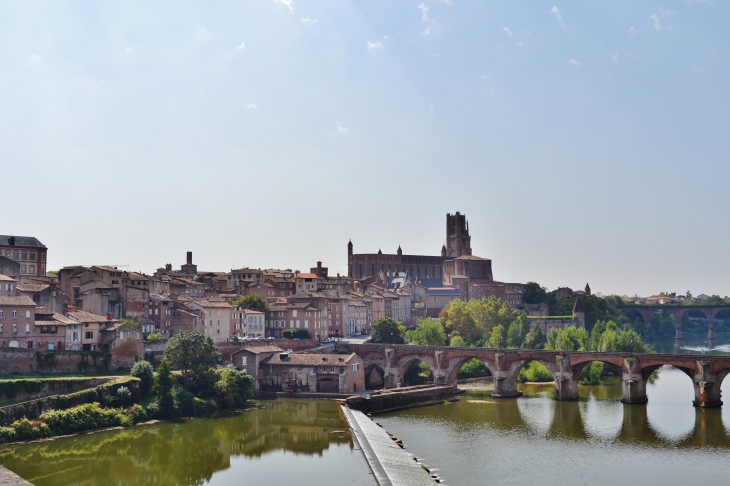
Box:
0, 465, 33, 485
345, 385, 456, 414
340, 406, 436, 486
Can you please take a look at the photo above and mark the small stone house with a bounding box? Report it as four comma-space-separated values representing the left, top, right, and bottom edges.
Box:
258, 353, 364, 394
229, 345, 284, 391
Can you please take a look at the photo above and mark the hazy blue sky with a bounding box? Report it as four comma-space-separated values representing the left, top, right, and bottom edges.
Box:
2, 0, 728, 297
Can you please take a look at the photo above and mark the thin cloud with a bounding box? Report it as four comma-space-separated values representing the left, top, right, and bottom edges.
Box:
429, 105, 435, 111
551, 6, 562, 21
244, 103, 257, 110
568, 58, 580, 66
629, 26, 640, 35
236, 41, 245, 50
503, 27, 513, 37
196, 28, 210, 40
650, 14, 661, 31
423, 28, 430, 36
367, 41, 384, 50
609, 53, 618, 63
27, 54, 41, 63
438, 0, 451, 4
125, 47, 132, 53
274, 0, 293, 13
418, 3, 429, 22
335, 122, 348, 134
301, 17, 316, 23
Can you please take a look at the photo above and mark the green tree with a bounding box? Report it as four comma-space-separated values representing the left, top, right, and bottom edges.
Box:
164, 331, 223, 394
231, 295, 270, 313
407, 318, 446, 346
131, 360, 154, 395
546, 326, 589, 351
488, 325, 506, 348
522, 321, 545, 349
214, 366, 254, 410
370, 317, 406, 344
522, 282, 557, 306
440, 300, 479, 344
153, 359, 178, 419
506, 314, 529, 348
449, 335, 467, 347
467, 297, 517, 340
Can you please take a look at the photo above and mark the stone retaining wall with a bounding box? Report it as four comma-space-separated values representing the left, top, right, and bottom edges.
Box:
0, 377, 115, 405
345, 385, 455, 414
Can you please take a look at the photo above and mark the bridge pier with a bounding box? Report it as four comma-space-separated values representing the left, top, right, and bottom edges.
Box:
621, 376, 648, 404
554, 376, 579, 401
491, 373, 522, 399
706, 316, 716, 350
693, 361, 723, 407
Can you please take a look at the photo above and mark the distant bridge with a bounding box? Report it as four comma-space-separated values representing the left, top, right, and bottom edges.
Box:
617, 305, 730, 347
352, 343, 730, 407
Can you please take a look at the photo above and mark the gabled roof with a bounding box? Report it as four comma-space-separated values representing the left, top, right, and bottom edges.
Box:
232, 345, 283, 355
296, 273, 318, 279
0, 275, 17, 282
0, 296, 36, 306
17, 283, 51, 293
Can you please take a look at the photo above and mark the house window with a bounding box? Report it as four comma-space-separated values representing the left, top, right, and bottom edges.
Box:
30, 252, 35, 259
0, 311, 3, 318
0, 324, 3, 332
25, 310, 30, 318
241, 356, 247, 365
85, 331, 93, 339
352, 363, 360, 371
12, 323, 17, 333
21, 265, 26, 274
25, 323, 30, 333
12, 310, 17, 318
21, 251, 27, 259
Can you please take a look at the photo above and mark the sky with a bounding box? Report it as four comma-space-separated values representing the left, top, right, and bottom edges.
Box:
1, 0, 728, 297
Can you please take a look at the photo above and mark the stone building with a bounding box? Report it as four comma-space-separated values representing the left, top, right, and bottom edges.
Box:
0, 275, 17, 297
348, 213, 473, 280
0, 256, 21, 281
0, 295, 37, 348
258, 352, 365, 394
188, 297, 233, 343
0, 236, 48, 278
229, 345, 284, 392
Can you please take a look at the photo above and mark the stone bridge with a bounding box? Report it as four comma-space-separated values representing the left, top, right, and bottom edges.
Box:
352, 343, 730, 408
618, 305, 730, 348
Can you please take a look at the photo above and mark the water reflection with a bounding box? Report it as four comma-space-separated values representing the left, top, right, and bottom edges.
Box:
377, 367, 730, 486
0, 400, 372, 486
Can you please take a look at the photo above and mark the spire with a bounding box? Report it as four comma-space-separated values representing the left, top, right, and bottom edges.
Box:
397, 245, 402, 256
584, 283, 591, 296
378, 248, 382, 255
572, 297, 584, 314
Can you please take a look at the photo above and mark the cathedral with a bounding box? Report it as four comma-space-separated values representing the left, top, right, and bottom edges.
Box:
347, 212, 494, 286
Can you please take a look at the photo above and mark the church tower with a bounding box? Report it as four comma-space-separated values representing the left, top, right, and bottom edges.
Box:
445, 212, 472, 258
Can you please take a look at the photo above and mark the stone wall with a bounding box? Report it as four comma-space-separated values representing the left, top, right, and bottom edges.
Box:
0, 377, 115, 404
345, 384, 455, 414
0, 377, 140, 425
0, 344, 140, 375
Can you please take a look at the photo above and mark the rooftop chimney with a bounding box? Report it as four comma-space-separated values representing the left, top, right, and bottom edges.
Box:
187, 251, 193, 265
106, 313, 113, 320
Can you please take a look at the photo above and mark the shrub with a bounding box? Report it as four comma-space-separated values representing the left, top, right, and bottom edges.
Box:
282, 329, 310, 339
458, 358, 489, 377
145, 333, 165, 343
518, 361, 553, 383
214, 366, 254, 410
11, 418, 50, 441
131, 361, 154, 395
0, 427, 16, 443
153, 359, 178, 419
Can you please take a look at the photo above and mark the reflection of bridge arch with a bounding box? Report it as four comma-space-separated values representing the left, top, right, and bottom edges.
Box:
353, 344, 730, 408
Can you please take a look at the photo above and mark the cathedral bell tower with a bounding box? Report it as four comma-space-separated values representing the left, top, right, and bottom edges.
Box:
445, 212, 472, 258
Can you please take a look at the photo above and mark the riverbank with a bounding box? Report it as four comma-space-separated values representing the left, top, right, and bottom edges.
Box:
341, 405, 437, 486
0, 465, 32, 485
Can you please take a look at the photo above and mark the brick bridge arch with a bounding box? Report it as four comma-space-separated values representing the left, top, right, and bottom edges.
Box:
352, 343, 730, 407
618, 305, 730, 348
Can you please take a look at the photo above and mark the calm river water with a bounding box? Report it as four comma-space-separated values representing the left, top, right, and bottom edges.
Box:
378, 366, 730, 486
0, 399, 374, 486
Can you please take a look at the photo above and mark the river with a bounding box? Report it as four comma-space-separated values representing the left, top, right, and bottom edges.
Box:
377, 369, 730, 486
0, 399, 374, 486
